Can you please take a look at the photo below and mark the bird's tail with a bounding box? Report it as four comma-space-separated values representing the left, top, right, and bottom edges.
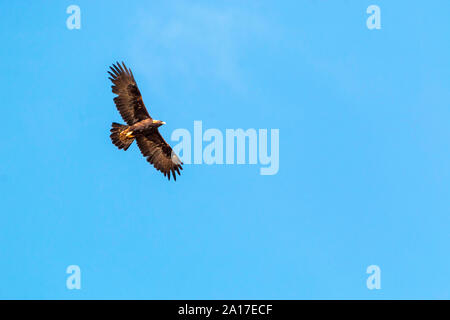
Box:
110, 122, 135, 151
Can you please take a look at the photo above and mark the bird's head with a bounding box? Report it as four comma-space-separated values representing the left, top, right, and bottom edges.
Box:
152, 119, 166, 127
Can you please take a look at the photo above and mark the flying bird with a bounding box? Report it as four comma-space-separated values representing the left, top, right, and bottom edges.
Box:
108, 62, 183, 181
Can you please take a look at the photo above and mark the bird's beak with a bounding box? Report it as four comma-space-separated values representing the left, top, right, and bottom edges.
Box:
161, 121, 166, 125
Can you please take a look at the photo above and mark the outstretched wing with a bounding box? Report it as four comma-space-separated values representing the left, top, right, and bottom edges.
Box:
108, 62, 151, 125
136, 130, 183, 181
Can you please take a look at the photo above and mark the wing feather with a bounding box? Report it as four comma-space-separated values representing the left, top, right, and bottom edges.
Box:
109, 61, 151, 125
136, 130, 183, 181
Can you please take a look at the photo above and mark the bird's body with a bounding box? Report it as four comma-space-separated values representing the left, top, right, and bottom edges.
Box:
108, 62, 183, 181
129, 118, 156, 133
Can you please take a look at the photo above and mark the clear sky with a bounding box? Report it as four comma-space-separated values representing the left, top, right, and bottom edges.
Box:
0, 1, 449, 299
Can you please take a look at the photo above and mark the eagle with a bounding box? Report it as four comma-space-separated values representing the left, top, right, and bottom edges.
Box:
108, 62, 183, 181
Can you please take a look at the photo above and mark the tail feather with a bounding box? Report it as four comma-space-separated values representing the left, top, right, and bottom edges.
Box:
110, 122, 134, 151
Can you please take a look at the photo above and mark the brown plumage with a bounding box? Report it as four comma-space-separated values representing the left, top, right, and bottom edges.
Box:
108, 62, 183, 181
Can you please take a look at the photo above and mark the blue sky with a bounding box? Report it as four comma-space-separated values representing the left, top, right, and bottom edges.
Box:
0, 1, 449, 299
